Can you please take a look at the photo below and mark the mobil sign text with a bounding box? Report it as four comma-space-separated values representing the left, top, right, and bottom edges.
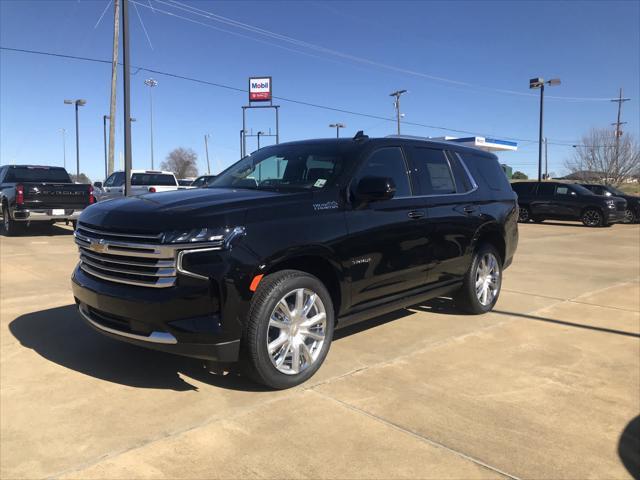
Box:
249, 77, 272, 102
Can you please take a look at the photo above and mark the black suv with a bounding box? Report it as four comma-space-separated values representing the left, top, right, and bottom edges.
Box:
71, 135, 518, 389
581, 184, 639, 224
512, 181, 626, 227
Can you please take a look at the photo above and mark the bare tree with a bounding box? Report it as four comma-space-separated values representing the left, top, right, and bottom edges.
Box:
565, 128, 639, 185
161, 148, 199, 179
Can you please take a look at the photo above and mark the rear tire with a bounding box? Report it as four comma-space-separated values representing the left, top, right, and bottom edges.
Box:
582, 208, 603, 227
623, 208, 637, 224
455, 244, 502, 315
243, 270, 334, 389
1, 205, 21, 236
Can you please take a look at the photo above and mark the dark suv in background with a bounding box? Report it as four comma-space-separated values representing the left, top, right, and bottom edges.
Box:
512, 181, 626, 227
581, 184, 639, 224
71, 134, 518, 389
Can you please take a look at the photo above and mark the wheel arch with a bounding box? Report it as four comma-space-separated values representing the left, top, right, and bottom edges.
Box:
473, 223, 506, 266
261, 249, 346, 317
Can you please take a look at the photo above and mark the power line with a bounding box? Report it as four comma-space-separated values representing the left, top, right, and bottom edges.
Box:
158, 0, 613, 102
0, 45, 596, 147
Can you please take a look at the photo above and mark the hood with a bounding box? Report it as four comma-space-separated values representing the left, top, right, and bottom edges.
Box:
80, 187, 310, 232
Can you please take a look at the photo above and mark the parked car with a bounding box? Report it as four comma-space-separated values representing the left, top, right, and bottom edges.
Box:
71, 134, 518, 389
580, 184, 639, 224
0, 165, 94, 235
191, 174, 217, 188
512, 181, 627, 227
94, 170, 179, 201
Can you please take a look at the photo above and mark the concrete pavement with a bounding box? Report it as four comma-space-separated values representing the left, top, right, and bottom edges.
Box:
1, 221, 639, 479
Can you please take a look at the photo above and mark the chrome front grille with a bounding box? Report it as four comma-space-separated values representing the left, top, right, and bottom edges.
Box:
75, 223, 177, 288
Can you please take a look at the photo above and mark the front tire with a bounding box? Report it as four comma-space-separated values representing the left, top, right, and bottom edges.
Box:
243, 270, 334, 389
518, 207, 531, 223
582, 208, 603, 227
455, 244, 502, 314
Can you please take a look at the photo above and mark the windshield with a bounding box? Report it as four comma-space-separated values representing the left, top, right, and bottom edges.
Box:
208, 143, 353, 192
5, 166, 72, 183
607, 186, 626, 196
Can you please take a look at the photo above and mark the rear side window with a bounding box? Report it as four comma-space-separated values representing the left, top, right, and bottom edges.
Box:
446, 152, 474, 193
511, 182, 535, 195
537, 183, 555, 196
104, 172, 125, 187
5, 166, 71, 183
356, 147, 411, 197
461, 153, 511, 192
410, 147, 456, 195
131, 173, 177, 186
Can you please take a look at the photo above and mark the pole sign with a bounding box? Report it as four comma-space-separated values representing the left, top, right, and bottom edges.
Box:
249, 77, 272, 102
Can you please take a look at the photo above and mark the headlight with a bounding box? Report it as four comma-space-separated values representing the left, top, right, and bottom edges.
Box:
606, 200, 615, 209
162, 226, 245, 245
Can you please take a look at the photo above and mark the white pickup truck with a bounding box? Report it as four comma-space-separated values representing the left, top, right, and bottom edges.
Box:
94, 170, 179, 201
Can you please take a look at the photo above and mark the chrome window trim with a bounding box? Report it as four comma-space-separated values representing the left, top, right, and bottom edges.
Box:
78, 304, 177, 344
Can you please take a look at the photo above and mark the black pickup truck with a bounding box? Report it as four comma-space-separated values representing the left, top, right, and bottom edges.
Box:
0, 165, 95, 235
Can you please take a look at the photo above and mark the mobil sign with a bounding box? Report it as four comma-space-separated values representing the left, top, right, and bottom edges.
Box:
249, 77, 272, 102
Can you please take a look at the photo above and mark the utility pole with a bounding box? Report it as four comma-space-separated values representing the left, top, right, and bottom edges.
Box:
611, 87, 630, 174
108, 0, 120, 176
144, 78, 158, 169
389, 90, 407, 135
529, 77, 560, 182
60, 128, 67, 169
64, 99, 86, 178
544, 137, 548, 180
122, 0, 132, 196
103, 115, 109, 179
204, 133, 211, 174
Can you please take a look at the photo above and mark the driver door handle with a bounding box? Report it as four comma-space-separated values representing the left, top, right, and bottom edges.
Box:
407, 210, 425, 219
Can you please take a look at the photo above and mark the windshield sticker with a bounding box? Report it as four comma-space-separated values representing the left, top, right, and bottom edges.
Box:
314, 179, 327, 188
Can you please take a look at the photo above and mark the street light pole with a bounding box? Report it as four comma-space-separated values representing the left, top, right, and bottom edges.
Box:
64, 99, 87, 178
529, 77, 560, 182
329, 123, 345, 138
144, 78, 158, 169
257, 131, 265, 150
122, 0, 133, 196
389, 90, 407, 135
103, 115, 110, 179
60, 128, 67, 169
204, 133, 211, 174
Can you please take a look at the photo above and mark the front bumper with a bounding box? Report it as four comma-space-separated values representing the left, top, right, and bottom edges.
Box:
604, 209, 626, 224
13, 208, 84, 222
71, 265, 241, 361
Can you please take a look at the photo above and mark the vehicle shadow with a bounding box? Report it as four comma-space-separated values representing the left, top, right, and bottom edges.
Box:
9, 299, 457, 392
8, 305, 268, 392
618, 415, 640, 479
3, 223, 74, 237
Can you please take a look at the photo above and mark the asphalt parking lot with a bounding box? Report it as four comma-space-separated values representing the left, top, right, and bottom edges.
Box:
1, 221, 639, 479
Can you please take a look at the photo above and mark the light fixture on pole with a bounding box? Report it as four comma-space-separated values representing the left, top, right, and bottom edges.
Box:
257, 131, 265, 150
59, 128, 67, 169
389, 90, 407, 135
329, 123, 346, 138
529, 77, 560, 181
144, 78, 158, 169
64, 99, 87, 177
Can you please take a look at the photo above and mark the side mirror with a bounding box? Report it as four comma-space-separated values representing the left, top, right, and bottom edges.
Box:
93, 181, 103, 188
355, 176, 396, 204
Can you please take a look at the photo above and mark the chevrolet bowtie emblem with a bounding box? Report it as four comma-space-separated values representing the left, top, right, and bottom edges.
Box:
89, 239, 107, 254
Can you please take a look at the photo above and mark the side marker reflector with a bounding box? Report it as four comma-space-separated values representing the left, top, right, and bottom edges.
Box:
249, 274, 264, 292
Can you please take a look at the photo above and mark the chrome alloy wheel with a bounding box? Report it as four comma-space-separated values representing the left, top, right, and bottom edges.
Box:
623, 209, 635, 224
583, 209, 602, 227
475, 253, 500, 306
266, 288, 327, 375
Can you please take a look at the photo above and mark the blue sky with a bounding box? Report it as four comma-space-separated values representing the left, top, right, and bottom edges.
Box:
1, 0, 639, 181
